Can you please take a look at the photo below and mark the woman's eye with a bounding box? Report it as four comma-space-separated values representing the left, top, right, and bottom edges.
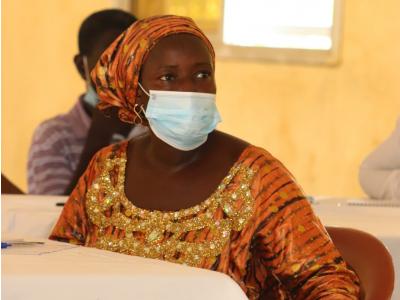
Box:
159, 74, 175, 81
195, 71, 211, 79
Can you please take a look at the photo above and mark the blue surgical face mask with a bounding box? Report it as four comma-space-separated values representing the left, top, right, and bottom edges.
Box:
82, 55, 99, 108
139, 82, 222, 151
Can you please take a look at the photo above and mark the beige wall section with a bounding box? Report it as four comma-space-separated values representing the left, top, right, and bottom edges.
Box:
2, 0, 399, 195
216, 0, 400, 196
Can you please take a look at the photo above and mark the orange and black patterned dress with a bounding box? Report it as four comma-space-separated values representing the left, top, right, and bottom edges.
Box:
50, 142, 359, 299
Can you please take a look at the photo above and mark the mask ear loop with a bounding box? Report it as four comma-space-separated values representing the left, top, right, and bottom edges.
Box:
138, 82, 150, 97
140, 105, 146, 116
135, 82, 149, 125
133, 104, 145, 125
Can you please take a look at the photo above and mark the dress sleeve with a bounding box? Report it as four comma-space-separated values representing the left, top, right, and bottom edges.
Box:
359, 117, 400, 199
49, 149, 103, 245
252, 155, 360, 299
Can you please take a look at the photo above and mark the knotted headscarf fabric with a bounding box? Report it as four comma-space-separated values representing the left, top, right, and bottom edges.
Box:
91, 15, 215, 123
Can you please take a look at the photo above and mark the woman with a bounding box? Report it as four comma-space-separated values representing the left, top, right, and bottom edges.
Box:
50, 15, 359, 299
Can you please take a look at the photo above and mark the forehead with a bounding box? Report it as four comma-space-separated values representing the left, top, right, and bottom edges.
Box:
143, 34, 213, 70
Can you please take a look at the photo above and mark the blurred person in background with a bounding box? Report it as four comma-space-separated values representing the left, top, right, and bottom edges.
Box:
359, 117, 400, 200
28, 9, 146, 195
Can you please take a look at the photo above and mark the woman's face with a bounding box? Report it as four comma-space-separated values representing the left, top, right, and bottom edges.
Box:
140, 34, 216, 101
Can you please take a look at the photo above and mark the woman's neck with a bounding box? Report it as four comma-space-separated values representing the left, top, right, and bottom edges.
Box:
143, 132, 205, 173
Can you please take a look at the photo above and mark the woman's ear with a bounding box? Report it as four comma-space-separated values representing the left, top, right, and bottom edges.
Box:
134, 89, 149, 126
135, 89, 143, 107
136, 84, 150, 108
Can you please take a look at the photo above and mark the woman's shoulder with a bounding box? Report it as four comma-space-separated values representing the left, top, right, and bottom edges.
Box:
211, 131, 296, 183
238, 145, 290, 178
74, 141, 129, 193
213, 131, 278, 166
217, 135, 296, 184
86, 141, 129, 175
96, 140, 128, 160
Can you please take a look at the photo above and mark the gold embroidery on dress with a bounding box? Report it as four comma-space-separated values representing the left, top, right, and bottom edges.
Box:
86, 155, 255, 267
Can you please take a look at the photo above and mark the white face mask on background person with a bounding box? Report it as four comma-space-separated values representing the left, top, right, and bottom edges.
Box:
138, 82, 222, 151
82, 55, 99, 108
83, 85, 100, 108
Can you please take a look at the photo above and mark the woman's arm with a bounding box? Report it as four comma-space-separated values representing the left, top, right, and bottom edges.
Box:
27, 122, 73, 195
252, 155, 360, 299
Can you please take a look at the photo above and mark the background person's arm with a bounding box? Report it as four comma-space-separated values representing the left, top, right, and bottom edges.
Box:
359, 118, 400, 199
27, 123, 73, 195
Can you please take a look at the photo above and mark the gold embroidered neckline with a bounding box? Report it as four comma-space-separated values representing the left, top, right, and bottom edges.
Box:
117, 150, 243, 220
86, 151, 256, 267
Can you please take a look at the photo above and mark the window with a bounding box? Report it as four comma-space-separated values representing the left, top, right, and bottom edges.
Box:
223, 0, 335, 50
129, 0, 343, 65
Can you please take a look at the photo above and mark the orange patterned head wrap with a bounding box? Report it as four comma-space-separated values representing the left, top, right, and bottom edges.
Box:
91, 15, 215, 123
